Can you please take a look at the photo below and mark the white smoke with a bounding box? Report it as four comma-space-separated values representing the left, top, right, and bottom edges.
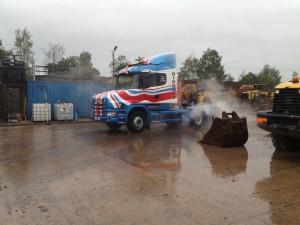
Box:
191, 79, 256, 122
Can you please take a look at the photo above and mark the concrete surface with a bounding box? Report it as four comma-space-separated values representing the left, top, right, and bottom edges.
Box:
0, 117, 93, 127
0, 116, 299, 225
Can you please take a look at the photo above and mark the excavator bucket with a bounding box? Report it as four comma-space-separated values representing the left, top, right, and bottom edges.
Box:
200, 111, 248, 147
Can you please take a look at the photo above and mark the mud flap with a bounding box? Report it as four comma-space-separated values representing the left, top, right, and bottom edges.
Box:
200, 111, 248, 147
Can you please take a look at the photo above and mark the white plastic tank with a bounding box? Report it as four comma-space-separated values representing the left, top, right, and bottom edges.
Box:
54, 103, 74, 121
32, 103, 51, 122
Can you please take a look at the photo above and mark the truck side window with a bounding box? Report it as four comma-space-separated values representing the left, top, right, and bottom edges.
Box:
156, 73, 166, 86
141, 72, 167, 88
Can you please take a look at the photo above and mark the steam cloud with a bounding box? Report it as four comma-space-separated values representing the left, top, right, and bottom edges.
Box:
190, 79, 257, 124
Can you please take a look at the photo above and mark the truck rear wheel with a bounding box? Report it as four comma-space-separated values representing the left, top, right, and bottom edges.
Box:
127, 111, 146, 133
272, 134, 299, 151
191, 111, 206, 128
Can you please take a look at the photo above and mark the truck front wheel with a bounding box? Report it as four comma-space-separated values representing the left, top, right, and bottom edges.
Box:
272, 134, 299, 151
127, 111, 146, 133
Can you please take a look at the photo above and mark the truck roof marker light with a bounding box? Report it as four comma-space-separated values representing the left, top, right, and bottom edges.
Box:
256, 117, 267, 124
292, 75, 299, 83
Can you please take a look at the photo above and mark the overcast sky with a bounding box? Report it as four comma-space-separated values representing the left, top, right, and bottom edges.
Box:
1, 0, 299, 81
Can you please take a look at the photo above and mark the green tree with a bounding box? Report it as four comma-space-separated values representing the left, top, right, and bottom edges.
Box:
109, 55, 129, 76
197, 48, 226, 80
55, 51, 100, 76
178, 54, 199, 80
225, 74, 235, 82
257, 64, 281, 86
238, 71, 258, 84
43, 42, 65, 72
79, 51, 100, 75
292, 71, 298, 77
79, 51, 93, 68
14, 27, 34, 74
0, 39, 12, 61
56, 56, 80, 72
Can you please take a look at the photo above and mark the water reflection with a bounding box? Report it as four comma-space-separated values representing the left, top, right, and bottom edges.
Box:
104, 129, 184, 195
201, 143, 248, 178
108, 134, 182, 173
0, 127, 31, 183
255, 150, 300, 225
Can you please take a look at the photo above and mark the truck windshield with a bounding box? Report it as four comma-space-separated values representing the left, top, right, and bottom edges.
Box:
115, 74, 140, 90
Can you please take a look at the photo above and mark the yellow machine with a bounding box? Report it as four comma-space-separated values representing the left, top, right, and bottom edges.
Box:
180, 83, 197, 106
239, 84, 274, 110
240, 84, 273, 100
257, 75, 300, 150
180, 81, 214, 106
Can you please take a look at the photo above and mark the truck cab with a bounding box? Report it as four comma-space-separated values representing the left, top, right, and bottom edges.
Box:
91, 53, 193, 133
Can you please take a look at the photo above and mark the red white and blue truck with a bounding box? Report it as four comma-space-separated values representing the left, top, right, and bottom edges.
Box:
91, 52, 204, 133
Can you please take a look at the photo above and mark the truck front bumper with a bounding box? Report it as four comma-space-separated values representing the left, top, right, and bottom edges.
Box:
92, 116, 122, 123
257, 111, 300, 138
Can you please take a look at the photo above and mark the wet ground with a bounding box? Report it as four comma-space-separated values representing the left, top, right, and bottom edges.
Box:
0, 116, 300, 225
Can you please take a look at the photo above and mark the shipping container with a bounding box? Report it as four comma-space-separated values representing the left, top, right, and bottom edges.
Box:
27, 81, 113, 119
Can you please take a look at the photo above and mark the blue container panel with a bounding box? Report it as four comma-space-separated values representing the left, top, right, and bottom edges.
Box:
27, 81, 113, 119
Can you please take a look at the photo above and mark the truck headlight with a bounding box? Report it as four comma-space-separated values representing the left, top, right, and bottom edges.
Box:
275, 89, 279, 94
95, 100, 102, 104
107, 112, 117, 117
95, 99, 107, 105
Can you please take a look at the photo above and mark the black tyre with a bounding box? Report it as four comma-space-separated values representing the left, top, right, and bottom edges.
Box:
127, 111, 146, 133
191, 111, 206, 128
241, 93, 249, 100
106, 122, 122, 131
271, 134, 299, 151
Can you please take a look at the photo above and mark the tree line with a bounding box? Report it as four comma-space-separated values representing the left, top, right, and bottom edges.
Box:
1, 27, 291, 85
0, 27, 100, 77
109, 48, 284, 86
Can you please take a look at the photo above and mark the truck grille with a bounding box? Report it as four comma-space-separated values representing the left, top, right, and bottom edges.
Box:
91, 99, 105, 117
273, 89, 300, 115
